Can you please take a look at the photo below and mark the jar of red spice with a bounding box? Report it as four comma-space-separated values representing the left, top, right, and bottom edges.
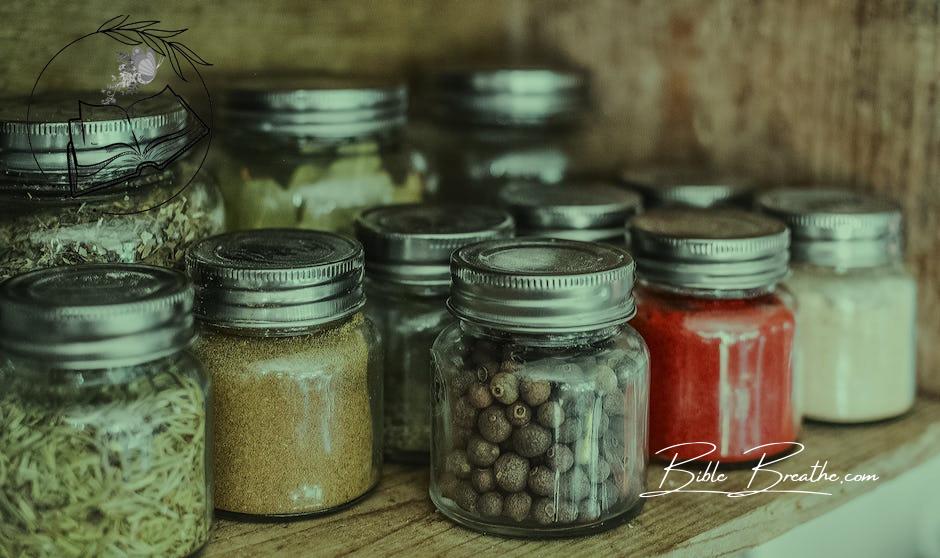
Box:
628, 209, 797, 463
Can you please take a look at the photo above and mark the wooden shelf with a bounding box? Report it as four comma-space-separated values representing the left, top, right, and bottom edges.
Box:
206, 396, 940, 557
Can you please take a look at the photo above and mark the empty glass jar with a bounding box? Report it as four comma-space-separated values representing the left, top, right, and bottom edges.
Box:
214, 76, 427, 234
430, 238, 649, 537
355, 204, 514, 463
758, 188, 917, 423
0, 264, 211, 558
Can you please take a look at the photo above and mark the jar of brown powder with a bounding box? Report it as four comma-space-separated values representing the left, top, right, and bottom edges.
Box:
186, 229, 381, 517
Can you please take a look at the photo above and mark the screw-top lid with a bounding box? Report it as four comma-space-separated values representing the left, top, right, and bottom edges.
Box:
430, 67, 589, 126
620, 166, 753, 208
185, 229, 365, 330
220, 75, 407, 138
0, 88, 204, 195
0, 264, 194, 369
756, 187, 903, 268
447, 238, 636, 334
355, 204, 515, 289
498, 181, 642, 242
630, 209, 790, 292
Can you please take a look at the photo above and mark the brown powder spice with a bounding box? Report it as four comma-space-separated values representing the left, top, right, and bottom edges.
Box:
194, 313, 379, 516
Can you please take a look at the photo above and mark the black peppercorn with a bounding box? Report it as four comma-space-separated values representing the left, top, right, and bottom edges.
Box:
478, 406, 512, 443
467, 435, 500, 467
477, 492, 503, 517
586, 457, 611, 483
493, 452, 529, 492
527, 465, 557, 497
451, 369, 475, 396
602, 478, 621, 508
519, 378, 551, 407
444, 449, 472, 479
452, 426, 472, 450
545, 444, 575, 473
452, 396, 478, 429
556, 418, 582, 444
556, 500, 579, 523
536, 401, 565, 428
511, 424, 551, 458
602, 392, 626, 415
471, 468, 496, 493
503, 492, 532, 522
559, 467, 593, 501
454, 481, 478, 512
505, 401, 531, 427
466, 382, 494, 409
439, 472, 459, 500
500, 359, 521, 374
595, 364, 618, 394
531, 497, 556, 525
578, 498, 602, 522
489, 372, 519, 405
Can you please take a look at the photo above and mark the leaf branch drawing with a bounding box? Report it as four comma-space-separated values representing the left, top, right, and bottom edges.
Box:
97, 16, 211, 81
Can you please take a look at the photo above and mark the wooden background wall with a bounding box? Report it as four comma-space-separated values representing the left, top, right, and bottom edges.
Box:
2, 0, 939, 393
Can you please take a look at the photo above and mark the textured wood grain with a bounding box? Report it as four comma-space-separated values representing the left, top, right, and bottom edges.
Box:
205, 397, 940, 557
1, 0, 938, 391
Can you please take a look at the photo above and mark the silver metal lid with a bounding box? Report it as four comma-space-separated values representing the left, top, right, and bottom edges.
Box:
620, 166, 753, 208
430, 67, 589, 126
220, 75, 407, 138
186, 229, 365, 330
447, 238, 636, 334
0, 264, 194, 369
0, 89, 204, 195
498, 181, 642, 242
355, 204, 514, 288
756, 187, 903, 268
630, 209, 790, 291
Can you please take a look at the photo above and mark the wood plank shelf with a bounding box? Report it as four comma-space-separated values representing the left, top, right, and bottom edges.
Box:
206, 396, 940, 557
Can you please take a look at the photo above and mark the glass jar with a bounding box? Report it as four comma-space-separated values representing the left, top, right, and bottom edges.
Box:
628, 209, 798, 463
429, 239, 649, 537
758, 188, 917, 423
355, 204, 514, 463
0, 92, 224, 280
187, 229, 381, 517
0, 264, 211, 558
620, 165, 754, 209
419, 67, 590, 204
213, 76, 427, 235
497, 180, 642, 246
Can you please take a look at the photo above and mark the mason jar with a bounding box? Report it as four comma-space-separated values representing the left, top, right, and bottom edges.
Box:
0, 92, 225, 280
419, 67, 590, 204
0, 264, 211, 558
355, 204, 514, 463
429, 238, 649, 537
620, 165, 754, 209
214, 76, 427, 235
497, 180, 642, 246
757, 188, 917, 423
187, 229, 381, 517
628, 209, 798, 463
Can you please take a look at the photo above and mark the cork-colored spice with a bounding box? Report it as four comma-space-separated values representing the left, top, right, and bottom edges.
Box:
194, 313, 378, 516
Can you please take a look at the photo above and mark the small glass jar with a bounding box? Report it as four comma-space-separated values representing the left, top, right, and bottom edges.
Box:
430, 239, 649, 537
0, 264, 211, 558
187, 229, 381, 517
0, 93, 224, 280
497, 180, 642, 246
419, 67, 591, 204
628, 209, 798, 463
213, 76, 427, 235
758, 188, 917, 423
355, 204, 514, 463
620, 165, 754, 209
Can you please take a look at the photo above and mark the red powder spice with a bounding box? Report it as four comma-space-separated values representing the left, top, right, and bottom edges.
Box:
632, 285, 798, 463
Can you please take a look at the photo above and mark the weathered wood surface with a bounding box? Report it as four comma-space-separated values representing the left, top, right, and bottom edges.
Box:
205, 397, 940, 556
1, 0, 938, 391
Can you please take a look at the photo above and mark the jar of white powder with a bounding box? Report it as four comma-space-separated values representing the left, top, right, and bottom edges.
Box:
757, 188, 917, 423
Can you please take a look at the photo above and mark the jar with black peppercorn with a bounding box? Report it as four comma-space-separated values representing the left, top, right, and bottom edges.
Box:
430, 238, 649, 537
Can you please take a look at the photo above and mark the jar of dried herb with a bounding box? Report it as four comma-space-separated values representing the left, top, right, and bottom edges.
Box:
0, 93, 225, 280
213, 76, 427, 235
619, 165, 754, 209
0, 264, 211, 558
355, 204, 514, 463
187, 228, 381, 517
430, 238, 650, 537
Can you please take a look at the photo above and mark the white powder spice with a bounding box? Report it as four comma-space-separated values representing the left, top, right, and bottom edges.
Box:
786, 265, 917, 423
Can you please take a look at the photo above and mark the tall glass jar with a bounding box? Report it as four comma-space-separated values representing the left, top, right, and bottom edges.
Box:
497, 180, 642, 246
430, 239, 649, 537
758, 188, 917, 423
419, 67, 590, 204
186, 229, 381, 517
628, 209, 798, 463
620, 165, 754, 209
0, 264, 211, 558
355, 204, 514, 463
0, 93, 224, 280
213, 76, 427, 235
